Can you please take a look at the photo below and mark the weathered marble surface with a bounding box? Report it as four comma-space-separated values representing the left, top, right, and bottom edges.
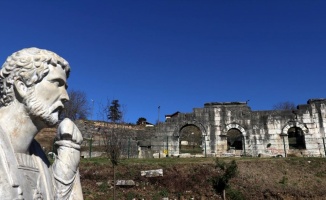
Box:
0, 47, 83, 199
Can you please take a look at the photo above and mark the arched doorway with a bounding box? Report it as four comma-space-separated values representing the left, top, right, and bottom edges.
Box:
227, 128, 243, 150
179, 125, 202, 154
287, 127, 306, 149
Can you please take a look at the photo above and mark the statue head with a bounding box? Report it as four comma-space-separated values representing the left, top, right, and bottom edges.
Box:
0, 47, 71, 126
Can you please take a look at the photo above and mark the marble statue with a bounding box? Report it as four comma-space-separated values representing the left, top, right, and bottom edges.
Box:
0, 48, 83, 199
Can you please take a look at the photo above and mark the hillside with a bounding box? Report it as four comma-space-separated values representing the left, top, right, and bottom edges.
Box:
80, 157, 326, 200
35, 128, 56, 154
35, 128, 326, 199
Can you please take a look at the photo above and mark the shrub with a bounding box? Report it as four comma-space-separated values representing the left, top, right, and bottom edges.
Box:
213, 159, 238, 200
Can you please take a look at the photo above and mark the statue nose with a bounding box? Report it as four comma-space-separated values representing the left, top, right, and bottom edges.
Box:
61, 89, 70, 103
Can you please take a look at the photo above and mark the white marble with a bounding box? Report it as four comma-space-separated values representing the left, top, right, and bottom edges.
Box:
0, 47, 83, 199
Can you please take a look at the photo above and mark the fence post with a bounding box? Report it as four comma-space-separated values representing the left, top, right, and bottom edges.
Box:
204, 136, 207, 157
323, 137, 326, 157
166, 136, 169, 157
128, 137, 130, 159
89, 137, 92, 158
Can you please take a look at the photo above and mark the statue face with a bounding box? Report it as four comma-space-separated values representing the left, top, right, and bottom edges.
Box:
25, 64, 69, 126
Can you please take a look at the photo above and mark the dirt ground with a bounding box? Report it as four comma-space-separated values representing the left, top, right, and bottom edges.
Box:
35, 129, 326, 200
79, 157, 326, 200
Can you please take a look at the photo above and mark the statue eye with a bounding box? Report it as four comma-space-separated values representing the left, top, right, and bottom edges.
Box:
51, 79, 66, 87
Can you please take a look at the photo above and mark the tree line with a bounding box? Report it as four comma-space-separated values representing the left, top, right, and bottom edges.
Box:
60, 89, 148, 125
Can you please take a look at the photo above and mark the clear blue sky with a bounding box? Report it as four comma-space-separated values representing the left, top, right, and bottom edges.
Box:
0, 1, 325, 124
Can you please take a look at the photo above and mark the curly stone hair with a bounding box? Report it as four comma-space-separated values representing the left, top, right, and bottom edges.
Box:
0, 47, 70, 107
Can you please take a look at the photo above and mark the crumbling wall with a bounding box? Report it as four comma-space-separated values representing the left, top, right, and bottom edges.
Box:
75, 99, 326, 158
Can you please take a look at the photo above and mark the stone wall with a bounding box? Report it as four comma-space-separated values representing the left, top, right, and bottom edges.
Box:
160, 99, 326, 157
76, 98, 326, 158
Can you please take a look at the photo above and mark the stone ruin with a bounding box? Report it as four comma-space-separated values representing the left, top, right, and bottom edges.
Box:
77, 98, 326, 158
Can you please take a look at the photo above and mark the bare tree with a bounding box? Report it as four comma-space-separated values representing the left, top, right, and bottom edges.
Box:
273, 101, 296, 111
61, 89, 91, 120
103, 126, 124, 200
97, 98, 126, 200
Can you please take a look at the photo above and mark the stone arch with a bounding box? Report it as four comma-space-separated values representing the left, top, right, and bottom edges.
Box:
173, 121, 208, 155
281, 121, 308, 135
173, 120, 207, 137
281, 121, 308, 150
222, 123, 247, 150
223, 123, 247, 137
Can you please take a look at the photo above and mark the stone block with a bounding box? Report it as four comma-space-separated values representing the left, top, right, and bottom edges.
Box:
153, 152, 166, 158
222, 153, 235, 157
258, 153, 273, 158
179, 153, 192, 158
116, 180, 136, 186
141, 169, 163, 177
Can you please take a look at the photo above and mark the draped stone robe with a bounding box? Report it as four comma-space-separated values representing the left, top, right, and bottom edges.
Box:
0, 127, 82, 200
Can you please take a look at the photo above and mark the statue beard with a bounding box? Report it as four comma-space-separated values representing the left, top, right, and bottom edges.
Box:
23, 91, 60, 127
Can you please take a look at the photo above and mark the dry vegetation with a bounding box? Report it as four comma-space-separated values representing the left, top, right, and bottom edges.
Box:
35, 129, 326, 200
232, 158, 326, 200
79, 157, 326, 200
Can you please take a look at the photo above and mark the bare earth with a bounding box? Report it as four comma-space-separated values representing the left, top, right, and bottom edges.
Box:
78, 157, 326, 200
36, 129, 326, 200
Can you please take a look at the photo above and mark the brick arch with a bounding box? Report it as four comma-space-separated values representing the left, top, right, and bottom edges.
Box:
173, 120, 207, 137
223, 123, 247, 137
281, 121, 309, 135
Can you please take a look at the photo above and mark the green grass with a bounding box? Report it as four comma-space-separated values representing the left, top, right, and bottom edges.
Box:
81, 156, 217, 168
180, 145, 202, 154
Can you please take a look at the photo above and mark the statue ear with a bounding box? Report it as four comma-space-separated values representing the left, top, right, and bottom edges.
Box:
14, 80, 28, 98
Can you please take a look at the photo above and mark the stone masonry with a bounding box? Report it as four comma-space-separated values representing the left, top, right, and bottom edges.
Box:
156, 98, 326, 157
77, 98, 326, 158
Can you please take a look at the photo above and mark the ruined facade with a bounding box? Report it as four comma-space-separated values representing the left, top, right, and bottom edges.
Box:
76, 99, 326, 158
156, 99, 326, 157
